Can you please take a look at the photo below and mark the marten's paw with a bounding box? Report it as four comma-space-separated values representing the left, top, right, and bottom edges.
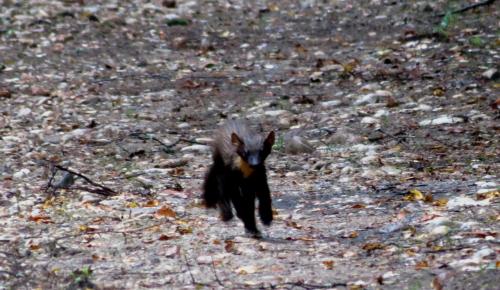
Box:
259, 210, 273, 226
220, 210, 234, 222
246, 229, 262, 239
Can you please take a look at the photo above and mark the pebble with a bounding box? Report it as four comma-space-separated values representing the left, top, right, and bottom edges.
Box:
180, 144, 211, 152
321, 100, 342, 108
481, 68, 498, 80
264, 110, 289, 117
419, 115, 464, 126
17, 107, 32, 117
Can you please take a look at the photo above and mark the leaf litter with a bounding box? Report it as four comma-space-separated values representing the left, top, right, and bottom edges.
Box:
0, 0, 499, 289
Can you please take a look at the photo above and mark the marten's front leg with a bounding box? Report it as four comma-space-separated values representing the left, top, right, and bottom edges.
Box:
231, 186, 259, 236
256, 174, 273, 226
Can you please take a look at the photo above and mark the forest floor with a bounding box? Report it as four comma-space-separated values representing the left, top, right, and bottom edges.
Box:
1, 0, 499, 289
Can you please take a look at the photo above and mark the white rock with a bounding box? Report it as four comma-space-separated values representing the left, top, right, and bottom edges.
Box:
415, 104, 432, 111
196, 255, 213, 265
430, 225, 450, 236
13, 168, 30, 179
475, 181, 497, 188
360, 155, 378, 165
380, 166, 401, 175
17, 107, 32, 117
194, 137, 213, 144
264, 110, 289, 117
354, 93, 377, 105
321, 100, 342, 108
309, 71, 323, 81
180, 144, 211, 152
351, 144, 379, 152
447, 196, 490, 209
361, 116, 378, 124
482, 68, 498, 79
419, 115, 464, 126
177, 122, 190, 129
360, 83, 381, 91
320, 64, 343, 72
62, 128, 89, 142
374, 109, 389, 117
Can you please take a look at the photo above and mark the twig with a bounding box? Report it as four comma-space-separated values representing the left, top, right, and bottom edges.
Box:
210, 256, 224, 287
435, 0, 496, 17
45, 166, 57, 193
281, 281, 348, 289
53, 165, 116, 196
182, 252, 196, 285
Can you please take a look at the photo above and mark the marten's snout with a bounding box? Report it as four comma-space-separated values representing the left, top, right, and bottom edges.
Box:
247, 154, 261, 167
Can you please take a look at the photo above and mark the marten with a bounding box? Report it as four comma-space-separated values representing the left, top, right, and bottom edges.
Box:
203, 120, 275, 237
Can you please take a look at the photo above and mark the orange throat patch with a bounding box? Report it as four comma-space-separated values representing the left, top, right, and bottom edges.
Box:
234, 156, 254, 177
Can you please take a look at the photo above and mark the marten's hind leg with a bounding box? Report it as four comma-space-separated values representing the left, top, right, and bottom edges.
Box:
202, 163, 220, 208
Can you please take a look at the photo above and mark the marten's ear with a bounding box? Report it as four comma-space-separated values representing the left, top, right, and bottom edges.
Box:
231, 133, 244, 147
264, 131, 275, 150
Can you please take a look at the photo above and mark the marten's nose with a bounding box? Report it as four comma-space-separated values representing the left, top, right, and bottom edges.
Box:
247, 155, 260, 166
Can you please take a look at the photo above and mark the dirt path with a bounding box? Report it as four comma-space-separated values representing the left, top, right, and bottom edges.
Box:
1, 1, 498, 289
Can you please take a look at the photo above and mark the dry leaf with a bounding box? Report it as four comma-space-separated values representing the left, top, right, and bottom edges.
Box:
404, 189, 424, 201
433, 198, 448, 207
476, 190, 499, 200
28, 215, 53, 224
176, 226, 192, 235
348, 231, 359, 238
322, 260, 334, 270
432, 277, 443, 290
415, 260, 429, 270
362, 242, 384, 252
158, 234, 173, 241
224, 240, 234, 252
144, 199, 160, 207
156, 205, 176, 218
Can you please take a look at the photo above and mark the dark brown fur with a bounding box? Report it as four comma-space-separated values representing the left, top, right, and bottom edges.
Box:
202, 120, 275, 237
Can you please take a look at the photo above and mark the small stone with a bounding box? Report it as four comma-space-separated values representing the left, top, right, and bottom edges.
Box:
180, 144, 211, 152
30, 86, 51, 96
321, 100, 342, 108
430, 225, 450, 236
264, 110, 289, 117
419, 115, 464, 126
177, 122, 190, 129
17, 107, 32, 117
309, 71, 323, 82
481, 68, 498, 80
447, 196, 490, 209
284, 135, 314, 154
361, 116, 378, 124
13, 168, 30, 179
196, 256, 212, 264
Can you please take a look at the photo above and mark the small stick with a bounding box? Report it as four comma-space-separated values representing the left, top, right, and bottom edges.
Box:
210, 256, 224, 286
435, 0, 496, 17
54, 165, 116, 196
182, 252, 196, 285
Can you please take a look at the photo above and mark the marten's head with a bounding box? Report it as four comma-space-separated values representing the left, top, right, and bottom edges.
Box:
231, 131, 275, 170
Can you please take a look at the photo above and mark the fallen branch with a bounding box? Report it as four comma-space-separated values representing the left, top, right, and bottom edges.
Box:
53, 165, 116, 196
436, 0, 496, 17
210, 256, 224, 287
182, 252, 196, 285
